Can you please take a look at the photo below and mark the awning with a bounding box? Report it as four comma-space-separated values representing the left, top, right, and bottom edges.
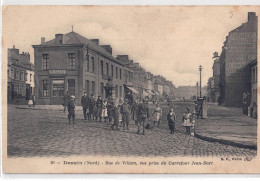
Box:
145, 89, 155, 95
125, 85, 139, 94
151, 90, 160, 95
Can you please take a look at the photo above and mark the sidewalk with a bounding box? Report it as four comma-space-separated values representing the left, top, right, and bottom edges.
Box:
195, 103, 257, 150
12, 104, 83, 111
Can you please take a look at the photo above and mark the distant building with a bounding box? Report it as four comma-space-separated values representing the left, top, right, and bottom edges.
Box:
249, 60, 257, 106
219, 12, 258, 107
209, 52, 220, 103
7, 46, 34, 103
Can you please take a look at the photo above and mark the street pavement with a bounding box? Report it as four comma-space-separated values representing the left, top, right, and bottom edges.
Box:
195, 103, 257, 149
7, 102, 257, 157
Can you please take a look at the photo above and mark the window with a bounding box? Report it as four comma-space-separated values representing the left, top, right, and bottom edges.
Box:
119, 86, 122, 97
25, 73, 28, 81
116, 67, 118, 78
86, 54, 89, 72
11, 69, 14, 79
17, 85, 20, 94
92, 81, 95, 96
30, 74, 32, 82
101, 61, 104, 75
68, 53, 76, 69
42, 54, 49, 70
85, 80, 90, 95
21, 71, 24, 81
91, 57, 95, 73
7, 70, 9, 78
42, 80, 49, 96
120, 69, 122, 79
52, 80, 64, 97
100, 82, 104, 97
16, 70, 19, 80
106, 63, 109, 76
68, 79, 75, 95
115, 85, 118, 98
111, 65, 114, 77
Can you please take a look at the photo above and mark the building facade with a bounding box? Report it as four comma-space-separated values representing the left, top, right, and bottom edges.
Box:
219, 12, 258, 107
7, 46, 34, 103
33, 32, 126, 105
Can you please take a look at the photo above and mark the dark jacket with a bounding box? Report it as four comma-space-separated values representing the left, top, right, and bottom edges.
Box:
137, 103, 150, 118
120, 103, 131, 114
96, 99, 103, 108
167, 112, 176, 126
68, 100, 75, 114
112, 106, 119, 120
81, 96, 90, 108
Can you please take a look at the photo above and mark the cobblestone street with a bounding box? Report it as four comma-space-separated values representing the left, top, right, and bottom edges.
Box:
7, 102, 257, 158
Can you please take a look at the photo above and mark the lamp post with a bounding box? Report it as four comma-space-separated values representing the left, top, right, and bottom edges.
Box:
199, 65, 203, 98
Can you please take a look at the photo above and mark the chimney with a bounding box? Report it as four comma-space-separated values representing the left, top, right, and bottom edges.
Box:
248, 12, 256, 22
116, 55, 129, 64
9, 45, 19, 55
55, 34, 64, 45
130, 60, 133, 64
101, 45, 112, 54
212, 52, 219, 59
41, 37, 45, 44
90, 39, 99, 45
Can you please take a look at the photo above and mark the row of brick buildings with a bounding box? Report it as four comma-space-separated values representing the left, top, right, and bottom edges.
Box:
7, 46, 35, 104
27, 31, 175, 105
207, 12, 257, 110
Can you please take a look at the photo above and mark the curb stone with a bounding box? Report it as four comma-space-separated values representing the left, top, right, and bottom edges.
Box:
194, 132, 257, 150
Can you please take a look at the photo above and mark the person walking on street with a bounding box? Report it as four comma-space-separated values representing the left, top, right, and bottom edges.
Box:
63, 91, 70, 113
96, 96, 103, 122
32, 95, 36, 107
120, 99, 131, 130
89, 94, 95, 120
131, 100, 138, 126
182, 107, 192, 134
111, 102, 120, 131
167, 107, 176, 134
153, 103, 162, 127
81, 92, 90, 120
107, 97, 114, 124
68, 95, 76, 124
136, 99, 150, 135
102, 99, 108, 122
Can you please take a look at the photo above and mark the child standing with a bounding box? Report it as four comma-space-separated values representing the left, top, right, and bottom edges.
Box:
167, 107, 176, 134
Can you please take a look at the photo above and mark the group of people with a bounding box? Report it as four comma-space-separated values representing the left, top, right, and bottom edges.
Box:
63, 91, 196, 135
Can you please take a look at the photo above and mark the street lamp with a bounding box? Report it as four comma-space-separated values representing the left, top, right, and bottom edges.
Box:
199, 65, 203, 98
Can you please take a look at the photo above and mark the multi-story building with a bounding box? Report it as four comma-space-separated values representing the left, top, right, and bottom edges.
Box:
7, 46, 34, 103
33, 31, 126, 105
219, 12, 258, 107
209, 52, 221, 103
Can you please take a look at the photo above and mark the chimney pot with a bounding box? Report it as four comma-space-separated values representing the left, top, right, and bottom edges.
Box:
13, 45, 15, 49
41, 37, 45, 44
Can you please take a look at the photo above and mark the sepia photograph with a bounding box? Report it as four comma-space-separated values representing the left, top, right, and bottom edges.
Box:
1, 5, 260, 173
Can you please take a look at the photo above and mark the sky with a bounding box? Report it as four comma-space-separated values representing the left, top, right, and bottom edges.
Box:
2, 6, 259, 87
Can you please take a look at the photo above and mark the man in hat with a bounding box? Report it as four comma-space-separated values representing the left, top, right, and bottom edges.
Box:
96, 96, 103, 122
120, 98, 131, 130
111, 102, 120, 131
136, 98, 150, 135
107, 96, 114, 124
68, 95, 76, 124
89, 94, 95, 120
81, 92, 90, 120
63, 91, 70, 113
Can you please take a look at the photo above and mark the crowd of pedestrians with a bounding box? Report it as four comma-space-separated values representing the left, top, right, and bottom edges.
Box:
64, 91, 196, 136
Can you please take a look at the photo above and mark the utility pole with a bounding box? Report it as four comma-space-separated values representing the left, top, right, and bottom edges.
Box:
196, 82, 199, 99
199, 65, 203, 98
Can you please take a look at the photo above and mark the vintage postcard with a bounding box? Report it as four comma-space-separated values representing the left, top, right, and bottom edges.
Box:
2, 5, 260, 173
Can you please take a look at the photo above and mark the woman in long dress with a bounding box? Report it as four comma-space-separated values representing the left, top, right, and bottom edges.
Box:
153, 103, 162, 127
182, 107, 192, 134
101, 99, 108, 122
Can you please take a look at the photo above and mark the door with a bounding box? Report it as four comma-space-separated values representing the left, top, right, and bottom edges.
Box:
51, 79, 65, 105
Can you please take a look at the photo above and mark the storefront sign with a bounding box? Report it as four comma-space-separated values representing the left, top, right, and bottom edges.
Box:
49, 70, 67, 75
